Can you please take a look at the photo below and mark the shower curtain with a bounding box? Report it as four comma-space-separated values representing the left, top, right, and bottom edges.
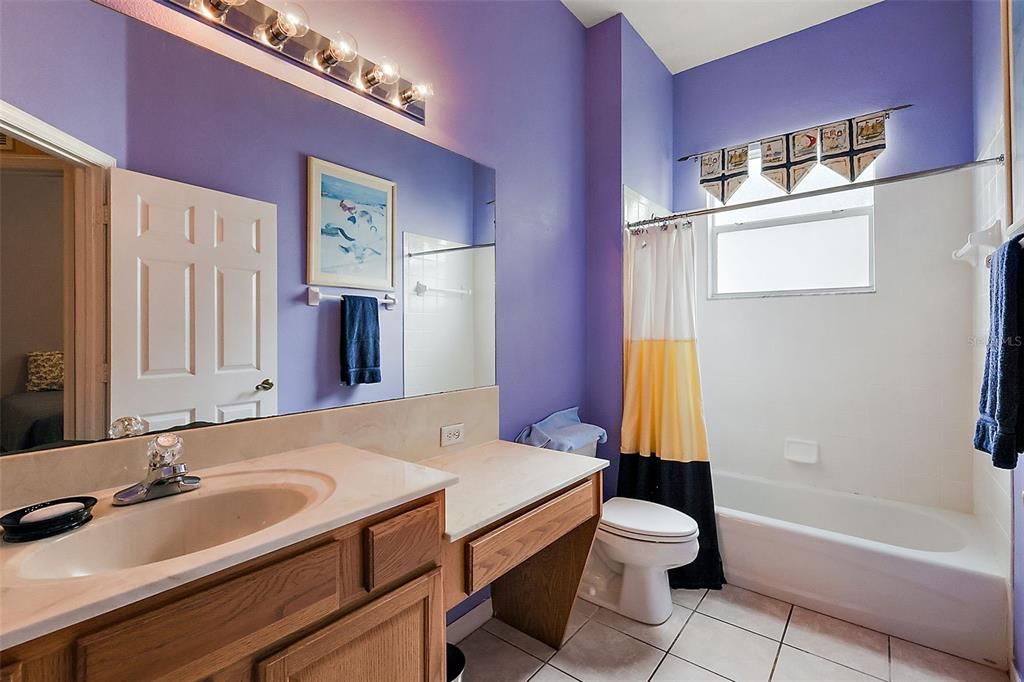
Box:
618, 222, 725, 589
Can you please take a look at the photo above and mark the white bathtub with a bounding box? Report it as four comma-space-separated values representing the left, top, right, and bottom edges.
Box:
713, 471, 1009, 669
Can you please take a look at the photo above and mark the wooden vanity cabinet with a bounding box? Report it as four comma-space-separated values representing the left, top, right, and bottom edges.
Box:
0, 492, 445, 682
257, 569, 444, 682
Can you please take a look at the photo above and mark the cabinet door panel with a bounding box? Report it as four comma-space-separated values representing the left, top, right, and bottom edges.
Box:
258, 569, 443, 682
77, 543, 340, 682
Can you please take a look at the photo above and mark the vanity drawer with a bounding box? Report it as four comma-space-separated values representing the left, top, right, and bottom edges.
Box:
365, 501, 441, 591
76, 543, 341, 682
467, 480, 597, 593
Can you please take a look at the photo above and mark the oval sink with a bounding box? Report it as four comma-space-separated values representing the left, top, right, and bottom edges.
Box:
15, 472, 330, 579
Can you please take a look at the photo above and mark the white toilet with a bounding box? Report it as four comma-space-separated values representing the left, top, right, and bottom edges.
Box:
579, 496, 700, 625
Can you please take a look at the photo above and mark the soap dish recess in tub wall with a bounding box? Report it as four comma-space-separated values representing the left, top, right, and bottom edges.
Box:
784, 438, 819, 464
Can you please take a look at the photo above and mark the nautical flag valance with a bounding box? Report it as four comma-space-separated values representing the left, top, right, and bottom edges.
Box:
699, 145, 750, 203
693, 108, 892, 202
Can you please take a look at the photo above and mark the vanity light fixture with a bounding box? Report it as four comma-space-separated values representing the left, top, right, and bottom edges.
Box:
254, 2, 310, 49
167, 0, 431, 122
363, 57, 401, 89
399, 83, 434, 106
311, 30, 358, 70
189, 0, 248, 21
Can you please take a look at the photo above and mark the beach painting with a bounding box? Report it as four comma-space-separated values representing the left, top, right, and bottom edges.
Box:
307, 156, 395, 290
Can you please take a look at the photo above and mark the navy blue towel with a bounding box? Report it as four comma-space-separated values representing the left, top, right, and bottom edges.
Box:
975, 236, 1024, 468
340, 296, 381, 385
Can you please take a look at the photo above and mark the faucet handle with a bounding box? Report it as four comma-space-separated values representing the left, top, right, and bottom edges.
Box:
147, 433, 184, 470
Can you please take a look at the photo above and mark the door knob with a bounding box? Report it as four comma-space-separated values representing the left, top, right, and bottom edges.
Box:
255, 378, 275, 391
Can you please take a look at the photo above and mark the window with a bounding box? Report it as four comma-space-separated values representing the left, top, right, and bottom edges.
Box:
708, 146, 875, 299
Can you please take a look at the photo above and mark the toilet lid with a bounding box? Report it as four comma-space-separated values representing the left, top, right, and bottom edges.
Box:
600, 497, 699, 540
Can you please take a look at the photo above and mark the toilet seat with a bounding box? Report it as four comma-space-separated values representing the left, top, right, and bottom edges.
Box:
599, 497, 699, 543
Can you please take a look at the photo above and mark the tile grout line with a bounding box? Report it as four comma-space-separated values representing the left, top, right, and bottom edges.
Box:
888, 636, 893, 682
647, 606, 699, 682
692, 608, 787, 643
767, 605, 794, 681
479, 623, 553, 665
780, 642, 889, 681
782, 607, 889, 681
647, 651, 670, 682
594, 606, 693, 654
546, 604, 598, 680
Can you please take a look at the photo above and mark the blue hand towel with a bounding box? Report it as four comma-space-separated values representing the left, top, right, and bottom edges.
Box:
975, 236, 1024, 468
515, 407, 608, 452
340, 296, 381, 385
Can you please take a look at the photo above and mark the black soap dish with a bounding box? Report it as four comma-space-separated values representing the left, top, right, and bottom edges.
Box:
1, 496, 98, 543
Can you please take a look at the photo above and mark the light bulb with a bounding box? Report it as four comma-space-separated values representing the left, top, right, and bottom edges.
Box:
256, 2, 309, 48
190, 0, 247, 21
363, 57, 401, 88
315, 30, 358, 70
399, 82, 433, 106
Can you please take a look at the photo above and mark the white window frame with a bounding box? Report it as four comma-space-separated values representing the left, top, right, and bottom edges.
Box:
708, 205, 876, 300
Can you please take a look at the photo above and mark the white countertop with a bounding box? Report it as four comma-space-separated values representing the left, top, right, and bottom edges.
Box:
0, 444, 457, 650
421, 440, 608, 541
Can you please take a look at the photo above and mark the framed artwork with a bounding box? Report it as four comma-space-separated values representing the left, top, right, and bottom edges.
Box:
1008, 0, 1023, 221
307, 156, 395, 291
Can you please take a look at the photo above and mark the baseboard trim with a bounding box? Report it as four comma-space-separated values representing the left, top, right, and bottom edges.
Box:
446, 599, 493, 644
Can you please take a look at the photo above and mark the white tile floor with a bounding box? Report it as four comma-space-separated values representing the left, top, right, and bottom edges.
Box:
453, 585, 1010, 682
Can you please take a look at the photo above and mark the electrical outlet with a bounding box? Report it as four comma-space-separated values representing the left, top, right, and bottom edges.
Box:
441, 423, 465, 447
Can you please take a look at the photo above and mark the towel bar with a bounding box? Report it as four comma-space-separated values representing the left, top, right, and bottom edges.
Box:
307, 286, 397, 310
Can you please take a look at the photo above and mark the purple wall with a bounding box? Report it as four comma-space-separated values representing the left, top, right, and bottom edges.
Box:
583, 15, 674, 498
673, 0, 976, 211
973, 0, 1005, 158
472, 163, 497, 245
120, 24, 482, 412
1, 0, 587, 623
621, 20, 674, 210
584, 16, 624, 498
0, 0, 586, 441
0, 1, 128, 162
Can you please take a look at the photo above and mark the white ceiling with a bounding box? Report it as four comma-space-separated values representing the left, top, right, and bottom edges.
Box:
561, 0, 881, 74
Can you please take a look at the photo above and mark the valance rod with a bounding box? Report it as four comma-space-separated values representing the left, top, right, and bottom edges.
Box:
626, 155, 1004, 231
676, 103, 914, 163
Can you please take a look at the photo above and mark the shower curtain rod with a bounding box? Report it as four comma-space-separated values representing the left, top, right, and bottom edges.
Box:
626, 155, 1005, 231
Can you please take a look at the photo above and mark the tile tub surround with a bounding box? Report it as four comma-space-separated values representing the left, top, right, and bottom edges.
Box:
421, 440, 608, 541
0, 444, 457, 649
452, 586, 1009, 682
0, 386, 497, 511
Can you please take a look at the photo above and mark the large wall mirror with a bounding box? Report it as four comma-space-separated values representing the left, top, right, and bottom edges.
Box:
0, 2, 496, 456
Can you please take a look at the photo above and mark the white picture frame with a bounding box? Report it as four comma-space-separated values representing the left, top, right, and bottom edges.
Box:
307, 156, 395, 291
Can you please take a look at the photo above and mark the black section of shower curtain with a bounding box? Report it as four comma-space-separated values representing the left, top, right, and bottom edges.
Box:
617, 454, 725, 590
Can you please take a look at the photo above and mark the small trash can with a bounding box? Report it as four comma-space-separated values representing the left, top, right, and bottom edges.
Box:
447, 643, 466, 682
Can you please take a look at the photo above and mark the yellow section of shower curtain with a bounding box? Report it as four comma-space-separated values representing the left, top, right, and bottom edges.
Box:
621, 338, 709, 463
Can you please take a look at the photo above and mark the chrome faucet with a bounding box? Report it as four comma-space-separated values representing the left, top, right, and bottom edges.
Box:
113, 433, 201, 506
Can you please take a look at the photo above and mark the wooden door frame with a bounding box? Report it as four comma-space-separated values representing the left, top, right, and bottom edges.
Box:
0, 99, 117, 440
